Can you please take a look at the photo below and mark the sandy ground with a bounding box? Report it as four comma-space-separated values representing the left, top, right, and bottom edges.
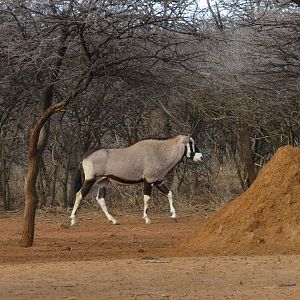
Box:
1, 256, 300, 300
0, 210, 300, 299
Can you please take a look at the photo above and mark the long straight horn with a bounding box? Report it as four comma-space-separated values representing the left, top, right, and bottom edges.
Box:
153, 98, 186, 132
190, 118, 202, 136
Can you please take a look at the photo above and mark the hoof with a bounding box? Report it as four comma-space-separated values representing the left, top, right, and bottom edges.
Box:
145, 219, 153, 224
111, 220, 120, 225
170, 214, 177, 219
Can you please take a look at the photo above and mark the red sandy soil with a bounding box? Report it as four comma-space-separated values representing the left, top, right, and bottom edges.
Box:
179, 145, 300, 256
1, 145, 300, 299
0, 210, 202, 264
1, 256, 300, 300
0, 211, 300, 299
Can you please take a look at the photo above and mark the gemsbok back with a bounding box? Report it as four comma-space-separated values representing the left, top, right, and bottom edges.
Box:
70, 135, 203, 226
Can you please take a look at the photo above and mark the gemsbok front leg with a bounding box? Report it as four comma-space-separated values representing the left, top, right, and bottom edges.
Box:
95, 180, 118, 225
155, 182, 176, 219
70, 179, 96, 226
143, 181, 153, 224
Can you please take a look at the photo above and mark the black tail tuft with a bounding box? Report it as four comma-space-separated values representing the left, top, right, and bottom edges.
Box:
75, 164, 84, 193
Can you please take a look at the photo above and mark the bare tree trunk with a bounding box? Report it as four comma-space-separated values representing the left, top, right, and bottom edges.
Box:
226, 140, 246, 191
5, 182, 11, 210
20, 22, 72, 246
67, 143, 81, 207
220, 127, 246, 192
38, 160, 48, 208
20, 101, 68, 247
51, 165, 58, 207
20, 75, 91, 247
61, 153, 70, 208
21, 146, 41, 246
21, 83, 54, 247
239, 124, 256, 187
0, 102, 27, 210
0, 139, 9, 210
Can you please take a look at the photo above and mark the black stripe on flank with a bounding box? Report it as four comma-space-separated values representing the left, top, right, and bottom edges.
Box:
107, 175, 144, 185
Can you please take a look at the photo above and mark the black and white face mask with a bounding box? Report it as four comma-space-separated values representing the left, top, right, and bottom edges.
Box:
185, 137, 203, 162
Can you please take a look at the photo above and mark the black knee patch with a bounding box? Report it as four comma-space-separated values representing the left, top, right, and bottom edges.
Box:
81, 179, 96, 197
155, 182, 169, 195
143, 181, 152, 196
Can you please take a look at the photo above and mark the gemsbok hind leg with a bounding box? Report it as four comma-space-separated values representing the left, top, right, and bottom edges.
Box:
96, 179, 118, 225
155, 182, 176, 219
143, 181, 153, 224
70, 179, 96, 226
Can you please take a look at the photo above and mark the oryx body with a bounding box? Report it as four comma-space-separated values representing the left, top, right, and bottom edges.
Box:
70, 135, 203, 226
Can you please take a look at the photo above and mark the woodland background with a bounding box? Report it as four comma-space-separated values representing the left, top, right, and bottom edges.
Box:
0, 0, 299, 213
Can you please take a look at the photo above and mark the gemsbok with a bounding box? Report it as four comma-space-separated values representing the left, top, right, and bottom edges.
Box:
70, 135, 203, 226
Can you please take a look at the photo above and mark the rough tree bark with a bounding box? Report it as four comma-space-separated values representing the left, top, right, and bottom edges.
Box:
20, 16, 71, 246
21, 102, 67, 246
20, 74, 90, 247
20, 83, 58, 246
239, 124, 257, 188
0, 139, 9, 210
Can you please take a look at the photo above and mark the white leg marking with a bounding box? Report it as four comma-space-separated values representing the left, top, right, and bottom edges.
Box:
70, 191, 83, 226
168, 191, 176, 218
143, 195, 152, 224
96, 196, 118, 225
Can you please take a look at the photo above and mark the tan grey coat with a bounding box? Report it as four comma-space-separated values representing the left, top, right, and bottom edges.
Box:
83, 135, 189, 184
70, 135, 203, 226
